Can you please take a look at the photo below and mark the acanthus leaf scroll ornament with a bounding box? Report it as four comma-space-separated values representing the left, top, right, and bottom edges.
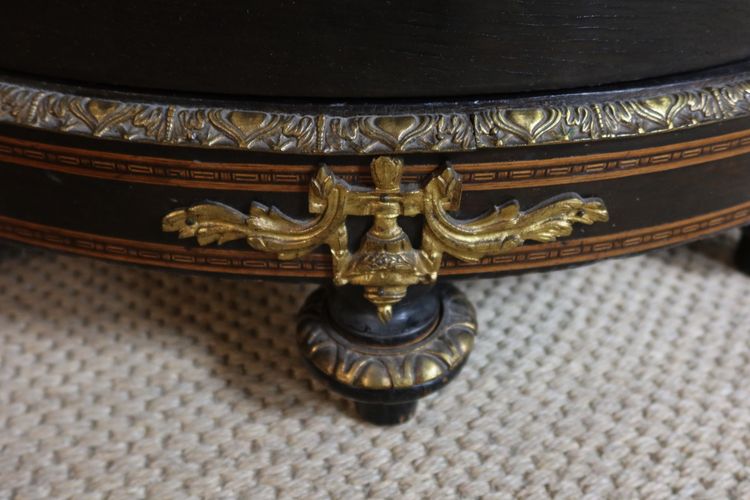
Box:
163, 157, 609, 322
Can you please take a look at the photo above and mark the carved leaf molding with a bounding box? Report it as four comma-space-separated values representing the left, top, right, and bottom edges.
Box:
1, 72, 749, 154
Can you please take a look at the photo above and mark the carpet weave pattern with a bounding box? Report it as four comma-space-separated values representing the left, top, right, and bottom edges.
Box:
1, 233, 749, 499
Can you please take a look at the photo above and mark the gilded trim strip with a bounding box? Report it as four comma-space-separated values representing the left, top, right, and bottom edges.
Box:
1, 201, 748, 277
0, 69, 749, 155
1, 129, 750, 191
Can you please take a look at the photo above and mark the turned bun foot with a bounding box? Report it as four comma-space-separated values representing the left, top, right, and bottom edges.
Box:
297, 284, 476, 425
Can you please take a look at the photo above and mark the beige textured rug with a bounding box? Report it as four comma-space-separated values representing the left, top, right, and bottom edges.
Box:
1, 232, 750, 499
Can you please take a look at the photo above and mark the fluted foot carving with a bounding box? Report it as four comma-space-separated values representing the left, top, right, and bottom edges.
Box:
297, 283, 476, 425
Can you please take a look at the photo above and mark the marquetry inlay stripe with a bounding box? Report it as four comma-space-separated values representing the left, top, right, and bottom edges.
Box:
0, 129, 750, 191
1, 201, 748, 278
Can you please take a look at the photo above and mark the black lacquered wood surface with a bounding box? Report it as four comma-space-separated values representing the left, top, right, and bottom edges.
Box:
2, 0, 749, 98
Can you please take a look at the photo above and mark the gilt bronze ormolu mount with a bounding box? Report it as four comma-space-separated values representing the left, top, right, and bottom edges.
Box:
163, 157, 609, 424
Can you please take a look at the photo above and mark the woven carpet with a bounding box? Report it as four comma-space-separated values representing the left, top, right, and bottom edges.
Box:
1, 232, 750, 499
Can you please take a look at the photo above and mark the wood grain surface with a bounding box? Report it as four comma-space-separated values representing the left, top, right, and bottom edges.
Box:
2, 0, 749, 98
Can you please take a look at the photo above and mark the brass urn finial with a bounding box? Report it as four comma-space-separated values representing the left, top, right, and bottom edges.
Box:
370, 156, 403, 192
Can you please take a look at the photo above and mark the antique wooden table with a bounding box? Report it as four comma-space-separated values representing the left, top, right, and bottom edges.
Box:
1, 1, 749, 424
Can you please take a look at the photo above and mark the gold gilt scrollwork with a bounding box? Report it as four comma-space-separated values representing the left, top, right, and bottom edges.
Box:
163, 157, 609, 321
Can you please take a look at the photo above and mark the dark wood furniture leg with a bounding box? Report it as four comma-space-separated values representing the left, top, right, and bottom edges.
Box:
736, 226, 750, 274
296, 284, 476, 425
